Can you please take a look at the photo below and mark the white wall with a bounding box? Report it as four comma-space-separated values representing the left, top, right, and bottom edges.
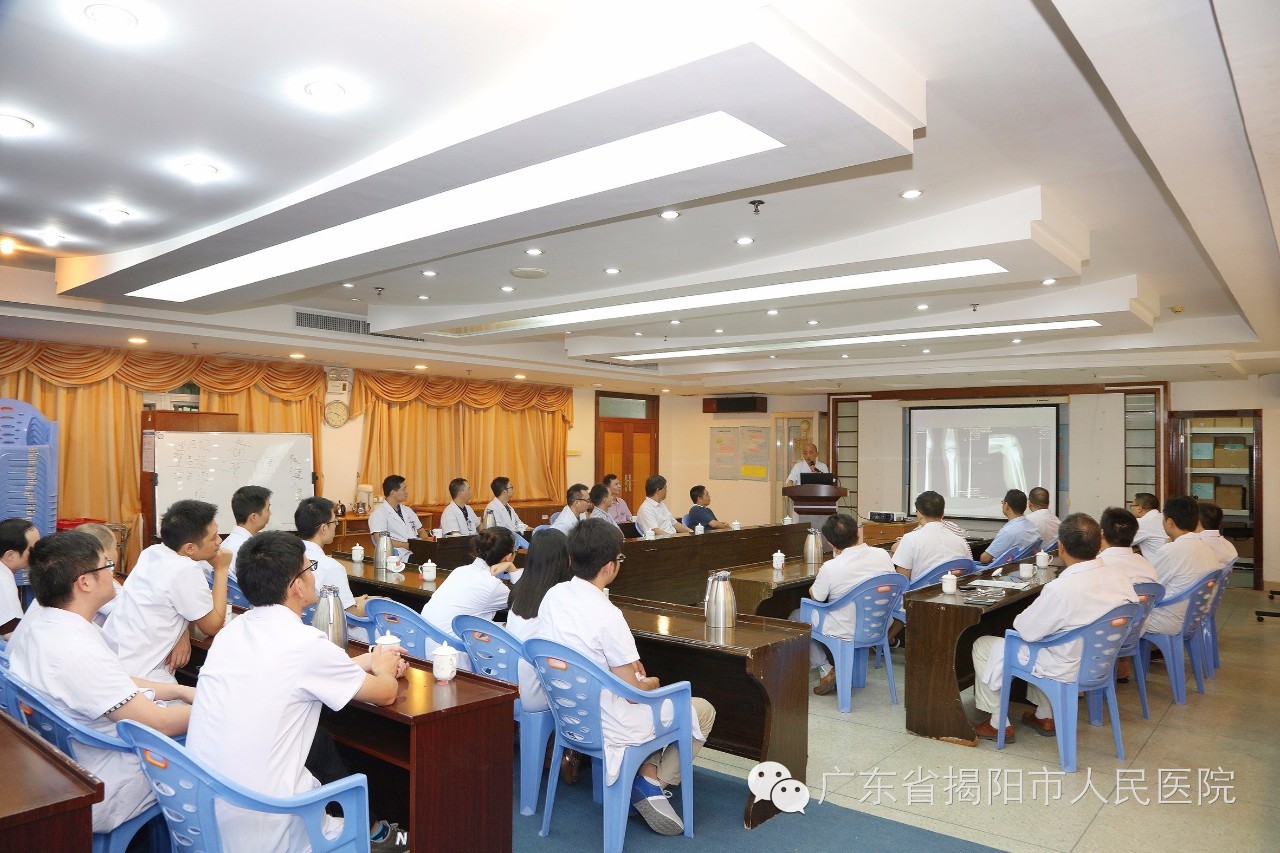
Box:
565, 386, 597, 489
856, 400, 905, 517
1066, 393, 1126, 518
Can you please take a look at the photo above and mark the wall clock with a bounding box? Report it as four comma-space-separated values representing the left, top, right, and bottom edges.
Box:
324, 399, 350, 428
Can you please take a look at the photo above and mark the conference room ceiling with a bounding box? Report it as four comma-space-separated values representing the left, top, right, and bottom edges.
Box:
1, 0, 1277, 394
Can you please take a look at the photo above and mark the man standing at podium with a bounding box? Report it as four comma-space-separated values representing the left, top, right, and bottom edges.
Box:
785, 443, 829, 486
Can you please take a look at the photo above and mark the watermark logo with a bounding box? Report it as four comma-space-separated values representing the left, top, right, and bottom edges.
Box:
748, 761, 811, 814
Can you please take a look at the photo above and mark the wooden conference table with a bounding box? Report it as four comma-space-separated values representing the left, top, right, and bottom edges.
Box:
185, 630, 517, 853
0, 712, 103, 853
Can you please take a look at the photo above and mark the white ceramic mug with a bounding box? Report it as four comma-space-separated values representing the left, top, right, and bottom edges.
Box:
1035, 551, 1051, 569
1019, 563, 1035, 579
431, 528, 444, 539
386, 554, 403, 572
375, 633, 400, 652
731, 520, 741, 530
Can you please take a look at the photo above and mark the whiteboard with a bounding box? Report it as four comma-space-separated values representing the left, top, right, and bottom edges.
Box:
152, 432, 315, 535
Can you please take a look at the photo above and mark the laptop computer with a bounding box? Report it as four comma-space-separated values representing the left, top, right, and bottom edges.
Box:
799, 472, 836, 486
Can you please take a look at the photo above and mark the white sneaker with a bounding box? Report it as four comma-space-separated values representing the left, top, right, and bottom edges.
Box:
633, 788, 684, 836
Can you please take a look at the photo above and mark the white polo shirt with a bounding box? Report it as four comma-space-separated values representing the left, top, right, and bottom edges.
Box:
104, 544, 213, 682
809, 544, 898, 638
1199, 530, 1238, 570
368, 501, 421, 541
1025, 508, 1061, 544
537, 576, 705, 785
550, 505, 579, 535
9, 605, 157, 833
440, 502, 479, 537
0, 564, 23, 634
892, 521, 972, 582
786, 460, 829, 484
221, 526, 252, 578
636, 497, 677, 536
420, 558, 510, 660
1133, 510, 1169, 562
483, 498, 523, 535
505, 611, 548, 712
1146, 533, 1220, 635
1098, 546, 1158, 585
187, 605, 366, 853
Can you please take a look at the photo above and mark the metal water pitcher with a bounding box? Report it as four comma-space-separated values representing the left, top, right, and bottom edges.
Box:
805, 527, 823, 565
373, 530, 391, 570
704, 570, 737, 628
313, 585, 348, 647
484, 509, 497, 529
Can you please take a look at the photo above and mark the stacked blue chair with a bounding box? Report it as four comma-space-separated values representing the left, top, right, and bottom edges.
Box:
996, 602, 1141, 772
3, 669, 170, 853
1103, 582, 1164, 720
364, 598, 463, 663
0, 400, 59, 540
1139, 572, 1220, 704
116, 720, 369, 852
453, 615, 555, 817
1201, 562, 1234, 679
525, 638, 695, 853
800, 574, 909, 713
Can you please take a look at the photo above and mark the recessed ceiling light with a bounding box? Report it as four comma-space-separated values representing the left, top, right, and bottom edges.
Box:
900, 189, 923, 200
341, 282, 355, 288
500, 286, 515, 292
177, 160, 220, 183
616, 319, 1101, 361
604, 268, 620, 275
417, 294, 429, 300
303, 79, 347, 102
83, 4, 138, 32
97, 208, 131, 224
766, 309, 778, 316
922, 349, 931, 354
414, 364, 428, 370
917, 304, 929, 311
841, 354, 849, 358
1012, 338, 1022, 344
714, 328, 724, 334
0, 114, 36, 136
38, 230, 64, 247
660, 210, 680, 219
661, 388, 670, 393
514, 374, 526, 380
592, 383, 603, 387
1042, 278, 1056, 286
807, 320, 818, 326
634, 331, 643, 336
735, 236, 754, 245
769, 355, 777, 359
0, 238, 15, 255
525, 248, 543, 256
350, 297, 360, 302
670, 319, 680, 325
127, 337, 147, 344
421, 270, 437, 277
289, 353, 306, 359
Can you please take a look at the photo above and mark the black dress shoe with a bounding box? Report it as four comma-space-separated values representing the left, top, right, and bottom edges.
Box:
560, 750, 582, 785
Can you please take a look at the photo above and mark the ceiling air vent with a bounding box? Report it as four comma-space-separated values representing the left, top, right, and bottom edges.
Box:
583, 358, 659, 371
294, 311, 424, 342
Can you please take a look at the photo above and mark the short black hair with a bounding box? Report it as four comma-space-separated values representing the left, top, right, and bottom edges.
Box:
1059, 513, 1101, 561
471, 527, 516, 565
914, 491, 945, 519
508, 528, 572, 619
1002, 489, 1028, 515
565, 483, 588, 505
689, 485, 707, 503
602, 474, 620, 487
295, 496, 335, 540
1198, 501, 1224, 531
822, 513, 859, 550
29, 530, 102, 609
589, 483, 609, 507
1028, 487, 1050, 508
1164, 495, 1199, 533
231, 485, 272, 524
567, 518, 624, 581
645, 475, 666, 497
1133, 492, 1159, 511
160, 500, 218, 552
1099, 507, 1138, 548
236, 531, 306, 607
449, 478, 469, 499
490, 477, 510, 498
382, 475, 405, 497
0, 518, 36, 560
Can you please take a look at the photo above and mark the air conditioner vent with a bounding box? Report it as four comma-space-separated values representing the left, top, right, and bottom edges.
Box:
294, 311, 423, 342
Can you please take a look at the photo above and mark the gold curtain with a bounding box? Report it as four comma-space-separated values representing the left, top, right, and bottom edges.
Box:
353, 369, 572, 506
0, 340, 326, 565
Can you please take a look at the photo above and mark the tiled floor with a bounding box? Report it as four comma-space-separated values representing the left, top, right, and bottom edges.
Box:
693, 587, 1280, 851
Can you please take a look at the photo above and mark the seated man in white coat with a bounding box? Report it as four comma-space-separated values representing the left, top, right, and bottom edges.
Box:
187, 531, 408, 853
484, 476, 529, 549
9, 530, 193, 836
538, 519, 715, 836
970, 513, 1137, 741
1130, 492, 1169, 562
1097, 507, 1158, 585
0, 517, 38, 638
892, 491, 972, 582
636, 475, 692, 537
222, 484, 271, 578
440, 477, 481, 537
296, 497, 372, 640
105, 499, 231, 682
551, 483, 590, 535
368, 475, 422, 547
1197, 501, 1238, 570
1145, 495, 1221, 636
1024, 487, 1060, 545
789, 514, 898, 696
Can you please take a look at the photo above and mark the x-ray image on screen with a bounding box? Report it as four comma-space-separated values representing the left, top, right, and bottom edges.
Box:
909, 406, 1057, 519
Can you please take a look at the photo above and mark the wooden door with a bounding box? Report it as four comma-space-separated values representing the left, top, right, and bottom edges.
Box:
595, 393, 659, 512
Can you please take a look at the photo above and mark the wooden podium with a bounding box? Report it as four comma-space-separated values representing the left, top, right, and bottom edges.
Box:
781, 484, 848, 517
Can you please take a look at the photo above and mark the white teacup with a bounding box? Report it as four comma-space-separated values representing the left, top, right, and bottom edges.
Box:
1035, 551, 1051, 569
1019, 563, 1035, 579
375, 633, 401, 652
386, 554, 403, 572
941, 573, 958, 595
431, 528, 444, 539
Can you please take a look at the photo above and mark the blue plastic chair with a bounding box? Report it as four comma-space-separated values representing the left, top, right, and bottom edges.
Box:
1201, 563, 1234, 678
2, 670, 171, 853
1011, 539, 1043, 563
986, 546, 1020, 567
452, 615, 555, 817
800, 573, 908, 713
996, 602, 1141, 772
1139, 571, 1220, 704
1108, 582, 1164, 720
549, 511, 561, 525
891, 558, 975, 624
224, 577, 251, 609
364, 598, 463, 663
525, 638, 695, 853
0, 637, 8, 671
1043, 538, 1059, 553
532, 524, 551, 537
116, 720, 369, 852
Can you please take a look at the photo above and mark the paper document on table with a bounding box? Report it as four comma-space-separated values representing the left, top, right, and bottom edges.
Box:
968, 578, 1032, 590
